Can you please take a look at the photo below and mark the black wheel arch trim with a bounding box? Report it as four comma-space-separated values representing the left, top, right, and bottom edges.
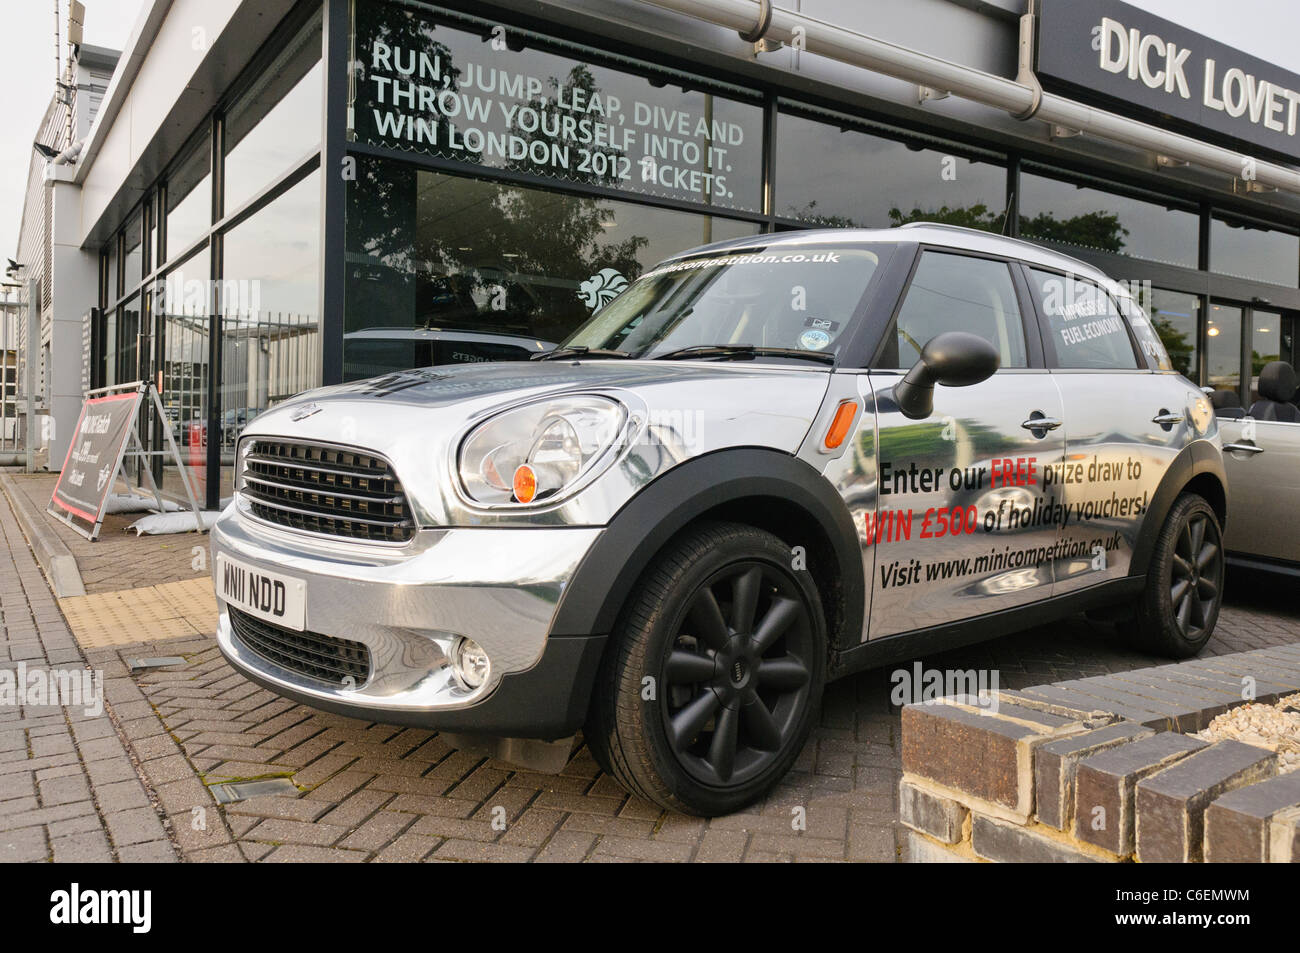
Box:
831, 576, 1144, 677
1129, 439, 1227, 579
549, 448, 865, 649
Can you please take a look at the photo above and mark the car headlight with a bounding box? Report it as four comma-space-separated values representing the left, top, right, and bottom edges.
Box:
457, 396, 628, 506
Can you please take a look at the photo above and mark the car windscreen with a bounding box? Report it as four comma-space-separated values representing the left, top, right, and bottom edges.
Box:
559, 244, 887, 361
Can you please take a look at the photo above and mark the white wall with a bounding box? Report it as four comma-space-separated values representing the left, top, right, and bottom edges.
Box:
78, 0, 245, 246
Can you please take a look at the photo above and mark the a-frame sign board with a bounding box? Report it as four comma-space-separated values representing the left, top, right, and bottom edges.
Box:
48, 381, 204, 541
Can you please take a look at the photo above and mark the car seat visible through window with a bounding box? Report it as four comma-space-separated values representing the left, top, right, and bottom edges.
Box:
1247, 361, 1299, 422
1209, 389, 1245, 419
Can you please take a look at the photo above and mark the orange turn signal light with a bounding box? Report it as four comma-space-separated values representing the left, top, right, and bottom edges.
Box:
512, 464, 538, 503
823, 400, 858, 449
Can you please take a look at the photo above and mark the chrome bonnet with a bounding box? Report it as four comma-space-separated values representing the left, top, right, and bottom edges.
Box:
235, 360, 833, 530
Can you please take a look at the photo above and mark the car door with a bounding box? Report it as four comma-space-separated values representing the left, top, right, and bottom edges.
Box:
864, 249, 1067, 639
1219, 415, 1300, 565
1024, 267, 1181, 594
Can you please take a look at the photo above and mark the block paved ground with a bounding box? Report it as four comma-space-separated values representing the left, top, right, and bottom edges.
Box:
0, 481, 177, 862
2, 474, 1299, 861
8, 473, 207, 594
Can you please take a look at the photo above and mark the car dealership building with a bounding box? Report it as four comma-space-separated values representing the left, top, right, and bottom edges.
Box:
15, 0, 1300, 507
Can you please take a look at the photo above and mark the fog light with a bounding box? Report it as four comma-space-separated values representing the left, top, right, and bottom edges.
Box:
453, 637, 491, 689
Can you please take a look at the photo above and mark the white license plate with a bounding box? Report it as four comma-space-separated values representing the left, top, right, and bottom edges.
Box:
217, 553, 306, 631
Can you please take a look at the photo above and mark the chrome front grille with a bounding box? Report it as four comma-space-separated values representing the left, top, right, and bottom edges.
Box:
240, 438, 414, 543
228, 607, 371, 686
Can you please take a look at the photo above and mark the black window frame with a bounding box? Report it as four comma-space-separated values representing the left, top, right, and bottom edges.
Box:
867, 244, 1046, 373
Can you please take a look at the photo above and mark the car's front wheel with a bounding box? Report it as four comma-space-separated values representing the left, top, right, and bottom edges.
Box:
1120, 492, 1224, 658
586, 522, 826, 816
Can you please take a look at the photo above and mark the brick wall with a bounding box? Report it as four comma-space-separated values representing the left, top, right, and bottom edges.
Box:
899, 645, 1300, 862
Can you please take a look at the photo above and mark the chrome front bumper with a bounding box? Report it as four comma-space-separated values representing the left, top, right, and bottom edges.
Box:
211, 503, 603, 721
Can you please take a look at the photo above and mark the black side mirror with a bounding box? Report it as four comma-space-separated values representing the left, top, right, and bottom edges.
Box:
894, 331, 1001, 420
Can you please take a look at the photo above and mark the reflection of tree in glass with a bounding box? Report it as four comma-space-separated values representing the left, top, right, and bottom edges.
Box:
784, 200, 861, 228
1019, 211, 1129, 253
503, 64, 625, 191
352, 3, 475, 165
783, 201, 1008, 232
349, 8, 651, 343
347, 157, 648, 343
888, 204, 1005, 233
783, 201, 1130, 256
879, 420, 1020, 461
1252, 349, 1280, 378
1153, 318, 1194, 378
484, 187, 648, 342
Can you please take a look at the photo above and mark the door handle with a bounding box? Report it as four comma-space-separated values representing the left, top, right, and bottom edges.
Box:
1021, 415, 1062, 433
1152, 411, 1184, 426
1223, 442, 1264, 455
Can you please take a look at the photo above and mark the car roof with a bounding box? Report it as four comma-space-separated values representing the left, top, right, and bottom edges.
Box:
658, 223, 1133, 299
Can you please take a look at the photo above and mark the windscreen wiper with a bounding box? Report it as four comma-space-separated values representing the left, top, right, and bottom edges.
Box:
652, 344, 835, 365
531, 345, 633, 361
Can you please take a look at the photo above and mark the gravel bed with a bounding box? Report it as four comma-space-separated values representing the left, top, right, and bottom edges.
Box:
1192, 693, 1300, 773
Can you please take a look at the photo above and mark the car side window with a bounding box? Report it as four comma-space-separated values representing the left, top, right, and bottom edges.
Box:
875, 251, 1028, 369
1028, 268, 1139, 370
1118, 299, 1174, 371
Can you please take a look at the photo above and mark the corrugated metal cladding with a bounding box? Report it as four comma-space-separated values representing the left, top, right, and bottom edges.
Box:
13, 51, 115, 392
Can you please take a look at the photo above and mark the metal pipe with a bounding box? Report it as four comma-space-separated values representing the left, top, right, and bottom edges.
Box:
639, 0, 1300, 196
24, 277, 39, 473
1, 289, 9, 453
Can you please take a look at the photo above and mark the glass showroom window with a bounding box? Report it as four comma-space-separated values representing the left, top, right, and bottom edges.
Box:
1211, 216, 1300, 287
350, 0, 763, 214
100, 305, 118, 389
165, 135, 212, 262
222, 8, 322, 217
219, 168, 321, 492
342, 159, 758, 380
99, 237, 120, 388
1019, 169, 1199, 268
123, 208, 144, 297
159, 245, 211, 501
1135, 288, 1200, 382
146, 195, 158, 274
117, 293, 142, 385
775, 110, 1006, 229
1206, 303, 1243, 397
105, 234, 119, 304
1249, 309, 1288, 406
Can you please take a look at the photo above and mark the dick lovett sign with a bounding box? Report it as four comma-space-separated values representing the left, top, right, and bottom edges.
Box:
1037, 0, 1300, 161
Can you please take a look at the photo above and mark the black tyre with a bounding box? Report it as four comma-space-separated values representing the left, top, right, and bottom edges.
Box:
586, 521, 826, 816
1119, 493, 1224, 658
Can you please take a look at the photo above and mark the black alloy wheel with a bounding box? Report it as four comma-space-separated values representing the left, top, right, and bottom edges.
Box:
586, 522, 827, 816
1120, 493, 1224, 658
1168, 506, 1222, 643
660, 560, 815, 787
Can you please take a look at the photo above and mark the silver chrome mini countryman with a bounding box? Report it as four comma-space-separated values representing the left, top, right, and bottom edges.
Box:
212, 224, 1227, 815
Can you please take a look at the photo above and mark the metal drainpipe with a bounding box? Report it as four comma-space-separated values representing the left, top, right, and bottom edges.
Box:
639, 0, 1300, 196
